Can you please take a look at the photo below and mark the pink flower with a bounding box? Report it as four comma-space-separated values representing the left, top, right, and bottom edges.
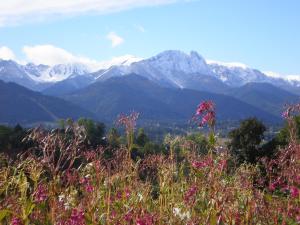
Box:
290, 186, 299, 198
192, 157, 213, 170
124, 211, 133, 222
80, 177, 94, 193
125, 188, 131, 199
268, 182, 276, 192
218, 159, 227, 171
33, 184, 48, 203
184, 185, 198, 204
136, 213, 154, 225
282, 110, 289, 119
11, 217, 23, 225
68, 209, 85, 225
196, 101, 214, 115
193, 100, 216, 128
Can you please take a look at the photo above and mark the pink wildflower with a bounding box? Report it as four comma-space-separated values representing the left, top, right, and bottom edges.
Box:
124, 211, 133, 222
125, 188, 131, 199
290, 186, 299, 198
69, 209, 85, 225
80, 177, 94, 193
184, 185, 198, 204
33, 184, 48, 203
192, 157, 213, 170
268, 182, 277, 192
11, 217, 23, 225
194, 100, 216, 127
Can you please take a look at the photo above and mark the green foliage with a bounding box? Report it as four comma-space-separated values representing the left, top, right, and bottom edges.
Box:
185, 133, 208, 155
0, 124, 28, 154
77, 118, 106, 147
107, 127, 121, 149
131, 129, 165, 160
262, 115, 300, 157
136, 128, 149, 147
228, 117, 266, 164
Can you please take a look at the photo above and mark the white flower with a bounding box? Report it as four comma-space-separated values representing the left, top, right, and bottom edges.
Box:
173, 207, 190, 220
58, 194, 65, 202
137, 193, 143, 201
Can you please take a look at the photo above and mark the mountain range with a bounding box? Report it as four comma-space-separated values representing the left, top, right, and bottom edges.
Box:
0, 80, 95, 124
0, 50, 299, 125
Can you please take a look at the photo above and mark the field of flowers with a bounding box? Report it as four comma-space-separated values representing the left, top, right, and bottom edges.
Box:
0, 102, 300, 224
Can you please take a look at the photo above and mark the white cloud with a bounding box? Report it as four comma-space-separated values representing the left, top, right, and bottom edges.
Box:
0, 0, 177, 26
21, 44, 142, 71
106, 32, 124, 48
0, 46, 16, 60
22, 44, 101, 70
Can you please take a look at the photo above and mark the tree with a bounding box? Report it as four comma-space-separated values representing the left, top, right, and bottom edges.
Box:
228, 118, 266, 164
262, 115, 300, 157
186, 133, 208, 155
136, 128, 149, 147
107, 128, 121, 149
77, 118, 106, 147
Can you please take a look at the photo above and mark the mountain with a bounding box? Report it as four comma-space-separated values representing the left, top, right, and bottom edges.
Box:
42, 73, 98, 96
23, 62, 90, 83
94, 50, 230, 94
226, 82, 300, 116
0, 59, 44, 91
63, 74, 280, 124
208, 62, 300, 95
1, 50, 299, 96
0, 80, 95, 124
0, 59, 91, 91
91, 50, 300, 96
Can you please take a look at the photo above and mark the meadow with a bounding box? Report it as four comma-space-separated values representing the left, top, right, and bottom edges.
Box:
0, 101, 299, 225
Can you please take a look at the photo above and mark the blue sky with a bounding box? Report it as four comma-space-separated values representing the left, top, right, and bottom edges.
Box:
0, 0, 299, 75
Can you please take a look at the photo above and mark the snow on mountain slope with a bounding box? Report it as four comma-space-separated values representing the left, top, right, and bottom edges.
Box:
0, 50, 299, 95
95, 50, 227, 92
207, 61, 270, 87
23, 63, 90, 83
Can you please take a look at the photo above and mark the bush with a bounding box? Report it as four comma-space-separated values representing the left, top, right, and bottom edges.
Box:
228, 117, 266, 164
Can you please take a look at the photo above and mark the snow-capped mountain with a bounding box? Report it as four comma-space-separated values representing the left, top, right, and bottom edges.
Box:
23, 63, 90, 83
207, 61, 300, 95
94, 50, 229, 93
0, 50, 299, 95
0, 59, 41, 90
94, 50, 300, 95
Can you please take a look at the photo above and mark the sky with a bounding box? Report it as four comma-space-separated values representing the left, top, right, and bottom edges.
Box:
0, 0, 299, 76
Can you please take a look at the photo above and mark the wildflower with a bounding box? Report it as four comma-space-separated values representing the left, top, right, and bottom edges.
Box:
124, 211, 133, 222
282, 110, 289, 119
33, 184, 48, 203
196, 101, 214, 115
193, 100, 216, 128
138, 193, 143, 201
218, 159, 227, 171
173, 207, 191, 220
136, 213, 154, 225
191, 157, 213, 170
290, 186, 299, 198
69, 209, 85, 225
80, 177, 94, 193
116, 112, 139, 134
11, 217, 23, 225
268, 182, 277, 192
184, 185, 198, 204
125, 188, 131, 199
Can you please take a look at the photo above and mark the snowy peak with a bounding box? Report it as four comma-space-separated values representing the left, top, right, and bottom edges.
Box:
208, 62, 268, 86
145, 50, 210, 75
24, 62, 90, 83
